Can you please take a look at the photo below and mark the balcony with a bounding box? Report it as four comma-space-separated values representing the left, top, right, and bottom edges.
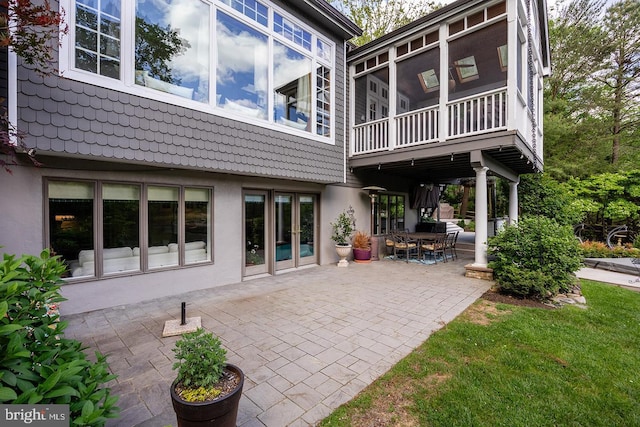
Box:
347, 0, 548, 181
352, 88, 507, 155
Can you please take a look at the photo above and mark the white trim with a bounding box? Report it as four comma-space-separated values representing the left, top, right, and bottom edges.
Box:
8, 50, 17, 146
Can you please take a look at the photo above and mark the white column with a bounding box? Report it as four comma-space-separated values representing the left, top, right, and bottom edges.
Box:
509, 180, 519, 225
474, 167, 489, 267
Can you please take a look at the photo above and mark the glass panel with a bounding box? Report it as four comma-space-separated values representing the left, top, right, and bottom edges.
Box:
103, 184, 140, 274
245, 194, 266, 267
274, 41, 312, 131
273, 13, 311, 50
299, 196, 314, 259
216, 11, 268, 119
396, 47, 440, 112
317, 38, 331, 62
354, 67, 389, 125
316, 66, 330, 136
378, 194, 388, 234
75, 0, 120, 78
185, 188, 210, 264
219, 0, 268, 26
135, 0, 210, 102
448, 20, 507, 100
275, 195, 292, 262
148, 186, 179, 268
76, 27, 97, 51
48, 181, 94, 278
77, 5, 98, 30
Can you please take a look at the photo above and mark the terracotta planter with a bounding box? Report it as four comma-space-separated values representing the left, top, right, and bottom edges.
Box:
171, 364, 244, 427
352, 247, 372, 263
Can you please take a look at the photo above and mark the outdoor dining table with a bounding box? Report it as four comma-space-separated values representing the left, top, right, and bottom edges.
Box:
407, 231, 448, 261
406, 232, 440, 243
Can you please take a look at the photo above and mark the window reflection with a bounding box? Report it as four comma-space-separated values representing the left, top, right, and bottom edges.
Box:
75, 0, 121, 78
216, 11, 268, 119
135, 0, 210, 102
103, 183, 140, 274
148, 186, 179, 269
274, 41, 311, 131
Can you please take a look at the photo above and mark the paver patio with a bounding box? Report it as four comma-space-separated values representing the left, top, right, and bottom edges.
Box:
63, 255, 491, 426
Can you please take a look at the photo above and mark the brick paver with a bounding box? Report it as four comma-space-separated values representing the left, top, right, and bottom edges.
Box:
63, 256, 490, 426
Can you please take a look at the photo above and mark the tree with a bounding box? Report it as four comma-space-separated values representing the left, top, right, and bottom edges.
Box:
330, 0, 439, 46
135, 17, 190, 84
543, 0, 610, 178
596, 0, 640, 164
0, 0, 68, 172
543, 0, 640, 177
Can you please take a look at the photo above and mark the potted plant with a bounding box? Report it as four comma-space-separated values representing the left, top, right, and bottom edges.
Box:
352, 230, 372, 262
330, 209, 355, 267
170, 328, 244, 427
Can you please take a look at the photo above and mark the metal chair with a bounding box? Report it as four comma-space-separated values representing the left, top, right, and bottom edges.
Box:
420, 233, 447, 263
444, 231, 459, 261
393, 230, 418, 262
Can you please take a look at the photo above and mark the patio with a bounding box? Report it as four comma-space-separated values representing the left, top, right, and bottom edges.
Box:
64, 253, 490, 427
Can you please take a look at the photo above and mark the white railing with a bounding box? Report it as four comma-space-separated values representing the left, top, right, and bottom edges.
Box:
351, 88, 508, 155
447, 89, 507, 137
352, 118, 389, 154
396, 106, 439, 148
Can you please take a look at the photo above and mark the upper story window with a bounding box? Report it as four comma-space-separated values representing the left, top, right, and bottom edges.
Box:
61, 0, 335, 141
74, 0, 121, 78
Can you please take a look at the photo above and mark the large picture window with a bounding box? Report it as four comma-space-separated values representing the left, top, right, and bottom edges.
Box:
62, 0, 335, 140
47, 180, 212, 279
135, 0, 210, 102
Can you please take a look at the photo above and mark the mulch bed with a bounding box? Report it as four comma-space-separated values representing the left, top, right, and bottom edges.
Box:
481, 289, 555, 309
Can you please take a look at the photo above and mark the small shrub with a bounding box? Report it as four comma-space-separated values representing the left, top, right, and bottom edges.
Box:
330, 210, 355, 245
580, 240, 640, 258
488, 216, 583, 299
352, 230, 370, 249
465, 221, 475, 232
172, 328, 227, 393
0, 250, 119, 426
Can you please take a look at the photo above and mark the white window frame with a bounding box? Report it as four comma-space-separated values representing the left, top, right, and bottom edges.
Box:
58, 0, 336, 145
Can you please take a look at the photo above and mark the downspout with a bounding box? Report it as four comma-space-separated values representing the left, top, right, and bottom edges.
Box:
343, 40, 349, 183
8, 49, 17, 146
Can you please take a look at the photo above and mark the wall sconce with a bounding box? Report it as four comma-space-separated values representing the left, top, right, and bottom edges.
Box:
378, 163, 381, 170
411, 158, 414, 166
450, 153, 454, 161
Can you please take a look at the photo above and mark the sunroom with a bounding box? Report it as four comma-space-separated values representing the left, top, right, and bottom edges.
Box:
347, 0, 550, 269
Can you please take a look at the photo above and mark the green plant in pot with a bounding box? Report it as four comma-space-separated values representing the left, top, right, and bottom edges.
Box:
330, 208, 355, 267
171, 328, 244, 427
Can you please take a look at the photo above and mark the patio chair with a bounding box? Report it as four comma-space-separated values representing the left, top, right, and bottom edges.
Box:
444, 231, 459, 261
420, 233, 447, 263
393, 230, 418, 262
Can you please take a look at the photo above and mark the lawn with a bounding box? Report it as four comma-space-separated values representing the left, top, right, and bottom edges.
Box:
319, 280, 640, 427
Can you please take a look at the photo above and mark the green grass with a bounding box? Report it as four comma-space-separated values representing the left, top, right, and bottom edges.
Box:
319, 280, 640, 427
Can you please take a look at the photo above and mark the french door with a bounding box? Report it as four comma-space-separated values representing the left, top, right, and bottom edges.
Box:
244, 191, 317, 277
275, 193, 317, 271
